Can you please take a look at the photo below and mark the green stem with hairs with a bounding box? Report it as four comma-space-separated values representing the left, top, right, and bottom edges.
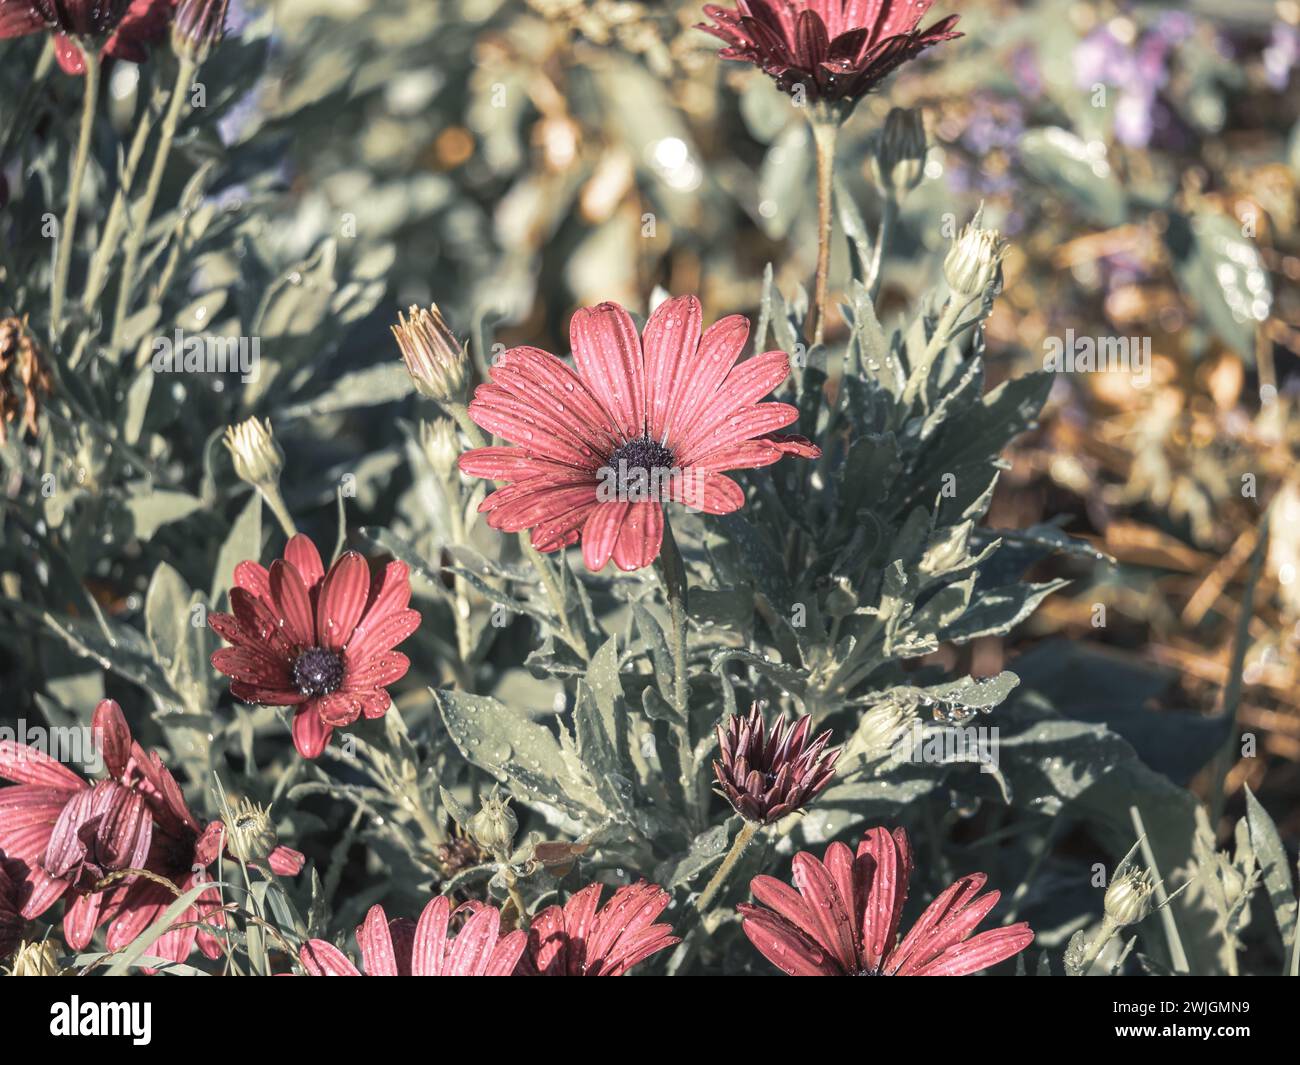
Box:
110, 57, 196, 351
903, 296, 967, 407
808, 116, 838, 347
51, 46, 99, 336
259, 484, 298, 539
656, 518, 702, 828
81, 101, 157, 320
695, 820, 759, 913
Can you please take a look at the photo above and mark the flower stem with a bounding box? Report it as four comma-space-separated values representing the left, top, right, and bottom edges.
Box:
866, 193, 898, 303
51, 46, 99, 337
81, 101, 156, 320
808, 117, 839, 348
902, 296, 965, 407
260, 484, 298, 539
656, 518, 702, 827
1075, 916, 1119, 975
695, 820, 758, 913
110, 57, 196, 353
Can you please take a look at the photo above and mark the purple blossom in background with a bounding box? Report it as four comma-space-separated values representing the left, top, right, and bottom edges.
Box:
1264, 22, 1300, 91
1072, 16, 1194, 149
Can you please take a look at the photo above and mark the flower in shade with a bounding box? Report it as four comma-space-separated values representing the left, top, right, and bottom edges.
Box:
739, 826, 1034, 975
518, 881, 679, 976
0, 0, 180, 75
208, 534, 421, 759
698, 0, 961, 104
713, 703, 839, 824
299, 896, 527, 976
458, 295, 818, 572
0, 699, 303, 962
0, 853, 23, 959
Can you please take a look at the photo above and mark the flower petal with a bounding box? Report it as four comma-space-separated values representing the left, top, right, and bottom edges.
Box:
581, 501, 630, 572
610, 501, 664, 571
569, 302, 645, 439
642, 295, 703, 442
316, 552, 370, 651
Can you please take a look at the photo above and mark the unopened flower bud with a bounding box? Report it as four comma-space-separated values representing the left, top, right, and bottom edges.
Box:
944, 219, 1006, 301
172, 0, 229, 64
9, 940, 60, 977
223, 416, 283, 491
1104, 869, 1156, 927
857, 702, 913, 759
468, 788, 517, 857
871, 108, 927, 197
421, 418, 460, 479
224, 797, 278, 864
393, 305, 468, 404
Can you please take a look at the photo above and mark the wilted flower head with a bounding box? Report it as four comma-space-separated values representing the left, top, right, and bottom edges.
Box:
299, 896, 527, 976
393, 304, 468, 404
698, 0, 961, 105
223, 416, 283, 490
1104, 868, 1156, 927
6, 938, 60, 975
713, 703, 839, 824
0, 0, 180, 75
740, 826, 1034, 975
0, 699, 303, 962
171, 0, 226, 62
944, 215, 1007, 301
457, 295, 818, 572
519, 881, 679, 976
207, 534, 421, 759
871, 106, 927, 196
0, 316, 52, 445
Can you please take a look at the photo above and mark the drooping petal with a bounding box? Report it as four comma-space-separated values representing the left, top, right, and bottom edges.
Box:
300, 939, 361, 976
610, 500, 664, 571
581, 501, 631, 572
291, 705, 333, 760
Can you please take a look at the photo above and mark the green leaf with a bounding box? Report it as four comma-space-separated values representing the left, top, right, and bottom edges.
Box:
1244, 785, 1297, 956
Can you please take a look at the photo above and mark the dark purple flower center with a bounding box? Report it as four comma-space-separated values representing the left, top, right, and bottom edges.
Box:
602, 435, 677, 503
608, 435, 674, 478
291, 647, 345, 697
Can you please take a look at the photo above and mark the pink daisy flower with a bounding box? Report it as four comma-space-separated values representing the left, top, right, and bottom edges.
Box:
207, 533, 421, 760
518, 881, 679, 976
299, 896, 527, 976
0, 699, 303, 962
0, 1, 180, 75
740, 826, 1034, 976
458, 295, 819, 572
698, 0, 962, 103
